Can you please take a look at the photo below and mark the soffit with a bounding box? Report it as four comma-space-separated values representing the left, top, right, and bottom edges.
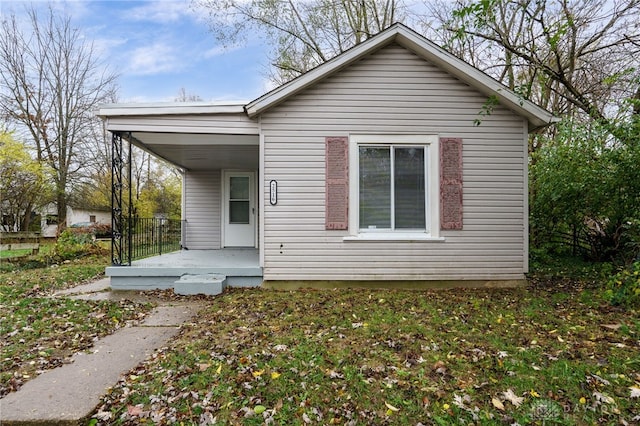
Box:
126, 131, 259, 171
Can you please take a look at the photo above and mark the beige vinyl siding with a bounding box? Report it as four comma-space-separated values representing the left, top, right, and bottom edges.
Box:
106, 114, 259, 134
259, 43, 528, 281
183, 170, 221, 249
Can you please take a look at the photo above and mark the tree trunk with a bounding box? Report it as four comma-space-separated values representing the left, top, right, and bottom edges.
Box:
57, 192, 67, 233
20, 204, 33, 232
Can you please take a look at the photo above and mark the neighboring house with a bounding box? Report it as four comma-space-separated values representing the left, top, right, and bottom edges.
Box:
99, 24, 556, 290
40, 203, 111, 237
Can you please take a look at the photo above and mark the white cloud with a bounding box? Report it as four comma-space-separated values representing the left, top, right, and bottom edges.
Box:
127, 42, 183, 75
92, 35, 128, 56
127, 1, 197, 24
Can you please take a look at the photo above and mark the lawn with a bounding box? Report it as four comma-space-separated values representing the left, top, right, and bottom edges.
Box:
0, 253, 153, 398
0, 240, 53, 260
92, 274, 640, 425
0, 248, 34, 259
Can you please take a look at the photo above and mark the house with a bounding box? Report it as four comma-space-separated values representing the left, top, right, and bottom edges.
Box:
98, 23, 556, 292
40, 203, 111, 238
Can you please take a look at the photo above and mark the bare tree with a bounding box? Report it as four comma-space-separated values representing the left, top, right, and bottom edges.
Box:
0, 5, 118, 229
427, 0, 640, 142
193, 0, 406, 84
175, 87, 203, 102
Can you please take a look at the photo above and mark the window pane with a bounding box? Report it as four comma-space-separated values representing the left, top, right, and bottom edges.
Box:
230, 201, 250, 224
359, 147, 390, 229
394, 147, 425, 229
230, 176, 249, 200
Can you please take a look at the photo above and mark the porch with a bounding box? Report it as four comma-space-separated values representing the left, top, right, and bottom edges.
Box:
106, 248, 263, 291
99, 103, 263, 293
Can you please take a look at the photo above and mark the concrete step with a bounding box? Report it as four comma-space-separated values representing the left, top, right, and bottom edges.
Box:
174, 273, 227, 296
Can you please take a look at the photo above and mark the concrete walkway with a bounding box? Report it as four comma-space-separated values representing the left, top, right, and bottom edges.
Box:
0, 278, 205, 425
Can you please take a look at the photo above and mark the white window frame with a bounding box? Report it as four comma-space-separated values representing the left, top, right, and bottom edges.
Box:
346, 134, 443, 241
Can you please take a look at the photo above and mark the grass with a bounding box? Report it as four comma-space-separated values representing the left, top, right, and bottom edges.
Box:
0, 241, 54, 260
0, 249, 34, 259
1, 250, 637, 424
0, 252, 153, 398
92, 267, 640, 425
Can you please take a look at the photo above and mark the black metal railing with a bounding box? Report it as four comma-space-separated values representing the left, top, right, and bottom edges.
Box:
129, 218, 182, 261
110, 132, 183, 265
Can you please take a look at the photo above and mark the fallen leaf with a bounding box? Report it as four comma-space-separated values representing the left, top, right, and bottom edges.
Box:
271, 371, 281, 379
593, 391, 615, 405
197, 363, 210, 372
385, 401, 400, 412
502, 389, 524, 407
127, 404, 143, 416
254, 405, 266, 414
600, 324, 621, 331
453, 393, 469, 408
629, 386, 640, 398
588, 374, 611, 386
252, 369, 264, 378
433, 360, 447, 374
326, 369, 344, 379
530, 390, 540, 398
491, 397, 505, 411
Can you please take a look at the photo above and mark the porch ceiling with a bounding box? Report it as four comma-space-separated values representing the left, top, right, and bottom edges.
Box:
129, 131, 259, 171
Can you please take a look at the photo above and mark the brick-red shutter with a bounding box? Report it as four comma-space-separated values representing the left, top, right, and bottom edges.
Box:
325, 137, 349, 230
440, 137, 463, 230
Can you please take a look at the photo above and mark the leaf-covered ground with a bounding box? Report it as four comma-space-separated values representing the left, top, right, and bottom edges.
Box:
93, 279, 639, 425
0, 255, 153, 397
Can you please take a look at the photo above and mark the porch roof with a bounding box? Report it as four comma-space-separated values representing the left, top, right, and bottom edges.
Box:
98, 102, 259, 171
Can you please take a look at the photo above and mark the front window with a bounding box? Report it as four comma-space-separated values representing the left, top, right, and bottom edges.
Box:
359, 146, 426, 230
349, 135, 440, 239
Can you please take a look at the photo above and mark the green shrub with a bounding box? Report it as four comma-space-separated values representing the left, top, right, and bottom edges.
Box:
604, 261, 640, 308
529, 249, 614, 281
51, 229, 106, 261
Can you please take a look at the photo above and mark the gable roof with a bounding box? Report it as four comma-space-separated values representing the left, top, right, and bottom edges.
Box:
245, 23, 557, 132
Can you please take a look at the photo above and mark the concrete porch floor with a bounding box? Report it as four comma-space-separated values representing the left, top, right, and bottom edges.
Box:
106, 248, 262, 290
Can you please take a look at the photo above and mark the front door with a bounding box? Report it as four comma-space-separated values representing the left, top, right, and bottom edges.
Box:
223, 171, 256, 247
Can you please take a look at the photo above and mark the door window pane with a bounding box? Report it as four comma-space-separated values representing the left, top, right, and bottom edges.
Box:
359, 146, 390, 228
230, 201, 250, 224
230, 177, 249, 200
394, 147, 425, 229
229, 176, 250, 224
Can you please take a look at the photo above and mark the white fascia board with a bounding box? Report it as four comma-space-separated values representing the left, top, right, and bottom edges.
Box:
98, 101, 247, 118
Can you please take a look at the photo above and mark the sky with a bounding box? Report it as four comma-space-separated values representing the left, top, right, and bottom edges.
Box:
0, 0, 272, 103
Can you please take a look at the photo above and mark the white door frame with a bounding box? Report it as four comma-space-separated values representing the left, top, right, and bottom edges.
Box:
221, 170, 257, 248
